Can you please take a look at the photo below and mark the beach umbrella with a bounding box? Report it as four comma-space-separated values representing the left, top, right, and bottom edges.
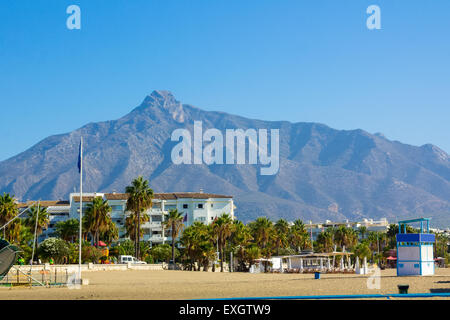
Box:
95, 241, 107, 247
327, 258, 331, 270
346, 255, 351, 269
320, 258, 323, 270
339, 257, 344, 271
300, 258, 303, 271
355, 256, 360, 274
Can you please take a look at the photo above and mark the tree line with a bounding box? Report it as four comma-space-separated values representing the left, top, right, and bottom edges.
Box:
1, 176, 449, 268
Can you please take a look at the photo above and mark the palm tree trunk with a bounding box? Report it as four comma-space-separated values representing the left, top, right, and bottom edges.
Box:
137, 208, 141, 259
219, 242, 224, 272
171, 225, 175, 269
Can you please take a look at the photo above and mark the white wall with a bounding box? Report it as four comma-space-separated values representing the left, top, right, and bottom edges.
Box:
398, 246, 420, 261
398, 262, 419, 276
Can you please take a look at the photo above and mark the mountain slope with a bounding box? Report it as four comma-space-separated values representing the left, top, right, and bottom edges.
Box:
1, 90, 449, 226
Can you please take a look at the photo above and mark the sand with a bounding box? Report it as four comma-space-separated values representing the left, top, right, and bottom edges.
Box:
1, 268, 450, 300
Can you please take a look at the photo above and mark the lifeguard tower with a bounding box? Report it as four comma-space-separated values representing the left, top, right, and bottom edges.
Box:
396, 218, 435, 276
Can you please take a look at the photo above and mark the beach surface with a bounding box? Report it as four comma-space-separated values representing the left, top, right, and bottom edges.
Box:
1, 268, 450, 300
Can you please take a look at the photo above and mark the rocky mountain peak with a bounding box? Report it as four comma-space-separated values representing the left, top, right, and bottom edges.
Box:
139, 90, 185, 123
0, 91, 449, 226
143, 90, 178, 107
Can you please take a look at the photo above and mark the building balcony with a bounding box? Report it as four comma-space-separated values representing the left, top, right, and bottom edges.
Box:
149, 222, 163, 228
149, 234, 171, 242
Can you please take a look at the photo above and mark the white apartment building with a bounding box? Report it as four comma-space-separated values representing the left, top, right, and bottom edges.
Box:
18, 200, 71, 242
28, 191, 236, 246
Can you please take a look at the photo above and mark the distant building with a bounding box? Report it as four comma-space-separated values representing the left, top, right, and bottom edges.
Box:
303, 218, 389, 241
18, 201, 70, 242
19, 191, 235, 246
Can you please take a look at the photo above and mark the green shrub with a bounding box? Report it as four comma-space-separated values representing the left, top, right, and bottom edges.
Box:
144, 255, 154, 264
150, 244, 178, 263
38, 237, 70, 264
117, 239, 134, 256
82, 245, 103, 263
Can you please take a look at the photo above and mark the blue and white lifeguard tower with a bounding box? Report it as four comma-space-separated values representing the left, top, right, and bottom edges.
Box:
396, 218, 435, 276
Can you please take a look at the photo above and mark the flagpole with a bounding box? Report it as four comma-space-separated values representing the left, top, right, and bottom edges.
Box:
79, 137, 83, 283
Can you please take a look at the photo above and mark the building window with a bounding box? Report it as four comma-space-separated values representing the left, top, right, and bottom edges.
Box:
183, 204, 188, 209
211, 203, 213, 208
198, 204, 203, 209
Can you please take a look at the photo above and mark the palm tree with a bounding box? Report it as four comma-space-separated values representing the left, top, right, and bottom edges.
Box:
353, 242, 372, 261
0, 193, 19, 242
245, 245, 261, 270
25, 205, 50, 245
249, 217, 274, 251
273, 219, 289, 255
316, 228, 334, 252
249, 217, 273, 271
207, 223, 219, 272
84, 197, 112, 247
55, 218, 79, 242
212, 213, 234, 272
334, 226, 358, 250
125, 176, 154, 259
229, 220, 253, 271
359, 226, 368, 240
124, 212, 149, 241
196, 223, 216, 271
100, 219, 119, 245
180, 224, 197, 270
289, 219, 310, 253
164, 208, 184, 269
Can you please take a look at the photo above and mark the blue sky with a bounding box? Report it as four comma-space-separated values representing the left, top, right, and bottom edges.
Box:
0, 0, 449, 161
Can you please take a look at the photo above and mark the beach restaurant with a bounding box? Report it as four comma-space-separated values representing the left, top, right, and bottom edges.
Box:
251, 251, 355, 273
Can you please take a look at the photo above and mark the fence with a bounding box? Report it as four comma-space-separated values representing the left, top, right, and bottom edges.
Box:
0, 266, 69, 287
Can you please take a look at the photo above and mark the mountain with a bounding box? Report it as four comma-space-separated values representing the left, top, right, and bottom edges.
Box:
1, 91, 449, 226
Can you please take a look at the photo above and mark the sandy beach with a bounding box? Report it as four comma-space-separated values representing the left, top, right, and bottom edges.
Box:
1, 268, 450, 300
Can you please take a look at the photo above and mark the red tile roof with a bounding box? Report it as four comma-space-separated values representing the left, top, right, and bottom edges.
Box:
154, 193, 232, 200
72, 196, 101, 202
17, 200, 70, 208
106, 192, 232, 200
20, 192, 232, 206
104, 193, 130, 200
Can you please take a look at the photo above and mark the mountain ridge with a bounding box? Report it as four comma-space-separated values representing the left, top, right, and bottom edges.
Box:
1, 91, 449, 226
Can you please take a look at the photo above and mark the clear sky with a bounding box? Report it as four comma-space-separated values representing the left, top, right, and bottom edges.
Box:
0, 1, 449, 161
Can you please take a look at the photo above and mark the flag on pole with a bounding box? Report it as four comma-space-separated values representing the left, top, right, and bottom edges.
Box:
77, 140, 82, 173
77, 137, 83, 283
